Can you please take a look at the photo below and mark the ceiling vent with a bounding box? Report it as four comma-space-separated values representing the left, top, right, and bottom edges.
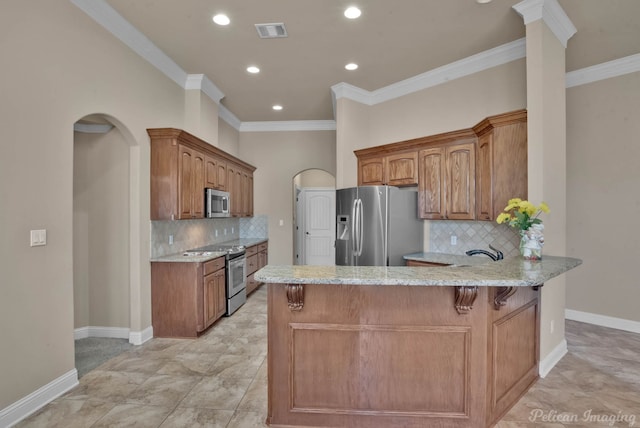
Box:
255, 23, 288, 39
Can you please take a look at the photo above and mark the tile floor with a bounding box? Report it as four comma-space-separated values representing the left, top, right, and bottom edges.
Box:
16, 286, 640, 427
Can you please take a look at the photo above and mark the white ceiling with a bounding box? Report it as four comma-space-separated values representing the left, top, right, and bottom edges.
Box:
96, 0, 640, 123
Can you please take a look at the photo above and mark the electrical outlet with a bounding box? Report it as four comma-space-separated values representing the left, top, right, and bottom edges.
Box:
168, 234, 174, 245
231, 227, 234, 234
450, 235, 457, 245
215, 229, 218, 237
224, 228, 227, 235
550, 320, 555, 334
279, 219, 284, 226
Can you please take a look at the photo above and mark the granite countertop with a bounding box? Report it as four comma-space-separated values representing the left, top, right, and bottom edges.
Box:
254, 255, 582, 287
151, 238, 268, 263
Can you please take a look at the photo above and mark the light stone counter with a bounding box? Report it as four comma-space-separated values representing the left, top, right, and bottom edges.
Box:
150, 238, 268, 263
255, 255, 582, 287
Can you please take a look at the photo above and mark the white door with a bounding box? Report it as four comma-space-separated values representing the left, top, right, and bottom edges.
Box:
302, 188, 335, 265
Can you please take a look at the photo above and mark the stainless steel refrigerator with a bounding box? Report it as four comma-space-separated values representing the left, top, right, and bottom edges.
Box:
335, 185, 423, 266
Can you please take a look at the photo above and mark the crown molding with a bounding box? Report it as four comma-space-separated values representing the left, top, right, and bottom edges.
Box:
566, 53, 640, 88
239, 120, 336, 132
218, 105, 242, 130
513, 0, 576, 48
70, 0, 189, 88
185, 74, 224, 103
371, 38, 526, 104
332, 38, 526, 106
73, 123, 114, 133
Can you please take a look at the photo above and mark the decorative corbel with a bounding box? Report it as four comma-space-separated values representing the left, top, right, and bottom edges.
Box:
286, 284, 304, 311
455, 286, 478, 314
494, 286, 517, 309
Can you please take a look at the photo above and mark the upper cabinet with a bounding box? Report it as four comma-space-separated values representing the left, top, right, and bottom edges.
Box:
149, 128, 256, 220
354, 109, 527, 221
417, 131, 476, 220
473, 110, 527, 221
356, 150, 418, 186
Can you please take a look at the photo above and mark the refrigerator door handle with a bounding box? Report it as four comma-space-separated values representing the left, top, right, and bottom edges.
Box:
356, 198, 364, 257
351, 199, 358, 256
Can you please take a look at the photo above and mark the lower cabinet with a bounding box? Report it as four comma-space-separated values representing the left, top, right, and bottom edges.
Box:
151, 257, 226, 338
246, 241, 268, 295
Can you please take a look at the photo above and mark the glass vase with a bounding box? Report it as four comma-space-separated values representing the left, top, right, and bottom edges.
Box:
519, 224, 544, 260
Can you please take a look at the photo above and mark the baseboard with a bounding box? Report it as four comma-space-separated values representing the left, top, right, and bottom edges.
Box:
539, 339, 568, 378
129, 326, 153, 345
73, 326, 130, 340
0, 369, 78, 428
565, 309, 640, 334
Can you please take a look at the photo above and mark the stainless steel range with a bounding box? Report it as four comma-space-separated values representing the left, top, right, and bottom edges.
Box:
193, 243, 247, 315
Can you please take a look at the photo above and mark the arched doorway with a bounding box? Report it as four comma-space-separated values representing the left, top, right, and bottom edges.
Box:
72, 114, 135, 377
292, 169, 336, 265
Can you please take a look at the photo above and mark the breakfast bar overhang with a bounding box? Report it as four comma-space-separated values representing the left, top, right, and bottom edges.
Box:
255, 256, 581, 428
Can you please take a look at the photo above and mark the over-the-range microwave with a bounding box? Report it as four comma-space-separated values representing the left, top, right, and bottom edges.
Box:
205, 188, 230, 218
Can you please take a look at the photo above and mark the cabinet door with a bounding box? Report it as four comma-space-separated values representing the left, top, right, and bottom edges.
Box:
476, 133, 493, 221
445, 142, 475, 220
358, 157, 385, 186
206, 156, 228, 191
386, 152, 418, 186
227, 163, 239, 216
192, 151, 205, 218
258, 249, 268, 269
241, 169, 250, 217
178, 145, 204, 219
246, 253, 259, 276
204, 268, 226, 327
418, 147, 445, 219
178, 145, 194, 219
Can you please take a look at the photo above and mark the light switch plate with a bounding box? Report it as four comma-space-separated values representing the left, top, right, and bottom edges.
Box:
30, 229, 47, 247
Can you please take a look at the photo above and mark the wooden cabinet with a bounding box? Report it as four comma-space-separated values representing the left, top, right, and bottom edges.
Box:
354, 109, 526, 222
357, 152, 418, 186
203, 259, 226, 327
151, 256, 226, 338
149, 128, 255, 220
205, 155, 227, 191
418, 138, 475, 220
473, 110, 528, 221
246, 241, 268, 295
178, 145, 205, 219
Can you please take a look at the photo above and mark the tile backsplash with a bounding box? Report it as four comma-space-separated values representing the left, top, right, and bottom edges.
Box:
151, 215, 269, 258
429, 220, 520, 257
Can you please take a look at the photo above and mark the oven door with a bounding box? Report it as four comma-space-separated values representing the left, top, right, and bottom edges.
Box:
226, 255, 246, 314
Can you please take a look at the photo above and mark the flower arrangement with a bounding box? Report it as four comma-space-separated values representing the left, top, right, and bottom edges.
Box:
496, 198, 550, 231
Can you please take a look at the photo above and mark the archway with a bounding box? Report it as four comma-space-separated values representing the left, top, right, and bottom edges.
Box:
72, 114, 138, 377
292, 169, 336, 265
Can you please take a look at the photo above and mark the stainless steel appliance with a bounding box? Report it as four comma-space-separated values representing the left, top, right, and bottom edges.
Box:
336, 185, 423, 266
193, 243, 246, 315
205, 188, 230, 218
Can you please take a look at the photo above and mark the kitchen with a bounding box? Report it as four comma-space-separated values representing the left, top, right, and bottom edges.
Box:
1, 1, 640, 427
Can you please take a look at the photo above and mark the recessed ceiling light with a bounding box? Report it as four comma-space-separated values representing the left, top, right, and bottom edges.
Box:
476, 0, 492, 3
344, 6, 361, 19
247, 66, 260, 74
345, 63, 358, 71
272, 105, 283, 111
212, 14, 230, 26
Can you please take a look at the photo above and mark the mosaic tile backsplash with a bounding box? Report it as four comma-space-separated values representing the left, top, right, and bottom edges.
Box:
429, 220, 521, 257
151, 215, 268, 258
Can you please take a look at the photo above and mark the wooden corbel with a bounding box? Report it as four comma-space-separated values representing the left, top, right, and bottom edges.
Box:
286, 284, 305, 311
494, 286, 517, 310
454, 286, 478, 314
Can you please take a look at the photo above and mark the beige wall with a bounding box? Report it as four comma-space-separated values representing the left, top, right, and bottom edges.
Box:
73, 128, 130, 329
238, 131, 336, 265
294, 169, 336, 188
566, 71, 640, 322
218, 118, 241, 156
0, 0, 191, 409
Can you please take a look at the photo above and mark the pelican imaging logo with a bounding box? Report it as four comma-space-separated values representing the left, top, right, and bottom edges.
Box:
529, 409, 636, 426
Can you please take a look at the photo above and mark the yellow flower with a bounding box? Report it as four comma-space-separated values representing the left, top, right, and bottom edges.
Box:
496, 213, 511, 224
539, 202, 550, 213
496, 198, 550, 231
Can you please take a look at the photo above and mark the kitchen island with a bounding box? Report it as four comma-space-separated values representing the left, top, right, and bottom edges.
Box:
255, 256, 581, 428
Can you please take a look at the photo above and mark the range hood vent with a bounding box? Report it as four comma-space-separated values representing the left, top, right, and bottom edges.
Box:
255, 23, 288, 39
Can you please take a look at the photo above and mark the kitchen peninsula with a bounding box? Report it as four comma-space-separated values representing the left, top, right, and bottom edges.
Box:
255, 256, 581, 428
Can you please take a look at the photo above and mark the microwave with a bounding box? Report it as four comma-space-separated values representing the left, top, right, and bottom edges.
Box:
205, 188, 230, 217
